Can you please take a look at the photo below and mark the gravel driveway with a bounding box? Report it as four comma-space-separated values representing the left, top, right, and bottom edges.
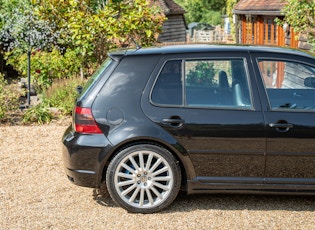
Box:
1, 123, 315, 229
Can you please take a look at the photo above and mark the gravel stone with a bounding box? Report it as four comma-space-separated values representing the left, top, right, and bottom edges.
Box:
1, 123, 315, 229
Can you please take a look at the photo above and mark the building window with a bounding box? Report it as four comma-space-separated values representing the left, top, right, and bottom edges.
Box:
264, 17, 277, 45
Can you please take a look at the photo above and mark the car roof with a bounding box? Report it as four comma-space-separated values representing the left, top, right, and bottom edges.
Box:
110, 44, 315, 59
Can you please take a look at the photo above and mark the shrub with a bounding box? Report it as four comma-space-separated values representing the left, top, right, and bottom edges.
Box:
0, 73, 22, 121
43, 77, 86, 115
22, 104, 53, 124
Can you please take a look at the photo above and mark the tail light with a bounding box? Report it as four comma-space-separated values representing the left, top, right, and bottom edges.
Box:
74, 106, 102, 134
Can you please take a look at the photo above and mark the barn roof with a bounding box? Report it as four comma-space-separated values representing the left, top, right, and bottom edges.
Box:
156, 0, 185, 15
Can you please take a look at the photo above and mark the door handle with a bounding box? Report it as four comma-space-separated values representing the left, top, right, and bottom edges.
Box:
162, 118, 185, 127
269, 123, 293, 132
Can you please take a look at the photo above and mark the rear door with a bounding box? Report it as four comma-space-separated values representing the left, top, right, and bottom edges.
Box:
252, 52, 315, 186
142, 51, 266, 185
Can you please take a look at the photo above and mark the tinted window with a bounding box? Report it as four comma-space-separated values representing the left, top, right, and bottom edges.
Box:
185, 59, 251, 108
258, 60, 315, 111
151, 60, 183, 105
79, 57, 113, 98
151, 59, 252, 109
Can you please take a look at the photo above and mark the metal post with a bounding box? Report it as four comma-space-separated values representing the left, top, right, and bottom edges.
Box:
27, 49, 31, 106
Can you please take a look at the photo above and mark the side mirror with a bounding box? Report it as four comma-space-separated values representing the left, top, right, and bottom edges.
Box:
76, 85, 83, 94
304, 77, 315, 88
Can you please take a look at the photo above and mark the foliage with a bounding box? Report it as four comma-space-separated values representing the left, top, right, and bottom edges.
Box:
5, 48, 83, 92
0, 0, 165, 124
226, 0, 239, 17
174, 0, 226, 25
43, 77, 86, 115
201, 10, 222, 25
34, 0, 165, 65
0, 0, 62, 104
22, 104, 53, 124
181, 0, 203, 23
225, 0, 239, 40
201, 0, 227, 12
0, 0, 60, 52
186, 62, 216, 87
1, 0, 165, 93
0, 73, 22, 121
276, 0, 315, 50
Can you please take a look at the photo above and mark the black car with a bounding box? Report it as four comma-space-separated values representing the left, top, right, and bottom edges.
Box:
62, 44, 315, 213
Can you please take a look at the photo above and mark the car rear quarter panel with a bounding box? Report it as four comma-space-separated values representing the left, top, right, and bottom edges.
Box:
92, 54, 160, 134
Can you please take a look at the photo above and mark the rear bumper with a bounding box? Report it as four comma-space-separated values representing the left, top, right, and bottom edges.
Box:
62, 125, 112, 188
63, 167, 97, 188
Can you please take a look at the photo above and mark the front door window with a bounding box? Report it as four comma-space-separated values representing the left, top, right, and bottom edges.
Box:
258, 60, 315, 111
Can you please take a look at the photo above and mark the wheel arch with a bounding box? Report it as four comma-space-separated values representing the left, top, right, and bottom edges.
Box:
97, 138, 195, 190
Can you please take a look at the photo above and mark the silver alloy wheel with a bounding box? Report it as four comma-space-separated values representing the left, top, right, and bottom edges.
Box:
114, 150, 174, 209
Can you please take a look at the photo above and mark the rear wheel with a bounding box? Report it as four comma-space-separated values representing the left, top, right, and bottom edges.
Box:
106, 144, 181, 213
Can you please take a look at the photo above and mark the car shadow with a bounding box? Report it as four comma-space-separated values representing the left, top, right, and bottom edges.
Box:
92, 186, 117, 208
164, 192, 315, 213
92, 187, 315, 212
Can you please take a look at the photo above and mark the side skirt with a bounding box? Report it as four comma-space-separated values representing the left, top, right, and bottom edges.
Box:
186, 177, 315, 195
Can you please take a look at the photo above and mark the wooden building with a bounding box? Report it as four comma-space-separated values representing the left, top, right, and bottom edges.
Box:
156, 0, 187, 43
233, 0, 299, 48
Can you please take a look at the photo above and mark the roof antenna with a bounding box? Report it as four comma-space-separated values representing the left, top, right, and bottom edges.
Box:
130, 36, 141, 50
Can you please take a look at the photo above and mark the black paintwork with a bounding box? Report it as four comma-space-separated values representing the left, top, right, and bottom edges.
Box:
62, 44, 315, 195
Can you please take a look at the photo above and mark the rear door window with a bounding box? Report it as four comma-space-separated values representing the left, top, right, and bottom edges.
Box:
185, 59, 251, 108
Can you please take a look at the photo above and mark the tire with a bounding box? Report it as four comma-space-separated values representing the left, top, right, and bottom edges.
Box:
106, 144, 181, 213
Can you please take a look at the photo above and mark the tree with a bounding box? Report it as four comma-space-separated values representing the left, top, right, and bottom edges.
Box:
277, 0, 315, 50
200, 0, 227, 12
174, 0, 226, 25
0, 0, 61, 104
35, 0, 165, 64
182, 0, 204, 23
0, 0, 60, 52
